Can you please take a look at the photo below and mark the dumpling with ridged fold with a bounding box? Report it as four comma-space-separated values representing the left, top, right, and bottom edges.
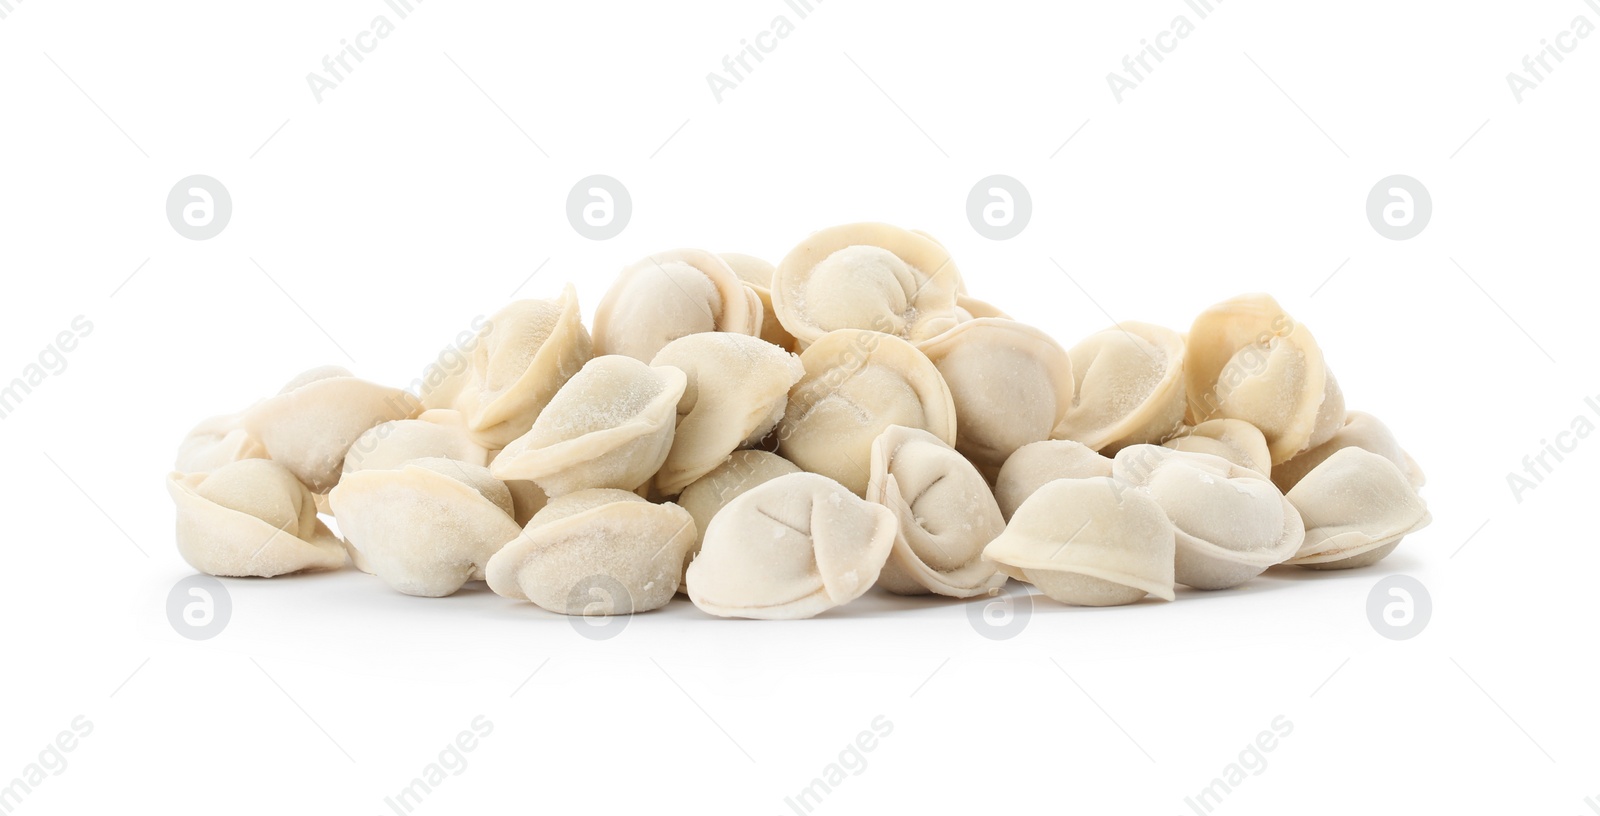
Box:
1283, 447, 1430, 569
772, 223, 961, 347
1112, 445, 1304, 590
341, 409, 488, 475
167, 459, 346, 577
982, 477, 1176, 606
993, 439, 1112, 521
1184, 293, 1345, 465
686, 472, 897, 619
954, 294, 1010, 322
592, 249, 762, 362
174, 411, 267, 474
649, 333, 805, 496
241, 366, 423, 493
916, 318, 1074, 468
490, 356, 687, 497
422, 285, 593, 449
330, 458, 522, 596
486, 489, 695, 615
721, 252, 798, 352
674, 451, 802, 591
1054, 323, 1187, 454
1162, 418, 1272, 477
1271, 411, 1424, 493
865, 425, 1007, 598
776, 329, 957, 495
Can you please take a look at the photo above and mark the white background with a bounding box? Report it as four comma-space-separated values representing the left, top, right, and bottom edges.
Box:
2, 1, 1597, 813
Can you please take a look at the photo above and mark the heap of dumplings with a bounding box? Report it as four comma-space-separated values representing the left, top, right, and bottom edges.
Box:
168, 223, 1431, 619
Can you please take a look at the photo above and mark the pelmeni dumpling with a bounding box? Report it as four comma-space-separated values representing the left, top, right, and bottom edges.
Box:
954, 294, 1009, 322
772, 223, 960, 347
721, 252, 798, 351
1161, 418, 1272, 477
241, 366, 422, 493
342, 409, 488, 475
982, 477, 1176, 606
649, 333, 805, 496
1113, 445, 1304, 590
1271, 411, 1424, 493
916, 318, 1074, 468
486, 489, 695, 615
1185, 293, 1345, 465
686, 472, 897, 619
994, 439, 1113, 521
490, 356, 687, 497
593, 249, 762, 362
425, 286, 593, 449
1054, 322, 1187, 454
330, 458, 522, 596
674, 451, 800, 592
174, 412, 267, 474
1284, 447, 1430, 569
168, 459, 346, 577
865, 426, 1007, 598
777, 329, 957, 495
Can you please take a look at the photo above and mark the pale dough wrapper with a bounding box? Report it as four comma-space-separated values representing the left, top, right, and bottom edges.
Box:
865, 425, 1007, 598
993, 439, 1113, 521
1162, 418, 1272, 477
982, 477, 1176, 606
330, 458, 522, 596
167, 459, 346, 577
426, 285, 593, 449
1284, 447, 1431, 569
241, 366, 422, 493
721, 252, 798, 351
341, 409, 488, 475
1271, 411, 1424, 493
954, 294, 1010, 322
686, 472, 897, 620
1113, 445, 1304, 590
649, 333, 805, 496
1184, 293, 1345, 465
490, 355, 687, 497
174, 411, 267, 474
772, 223, 960, 347
1054, 322, 1187, 454
776, 329, 957, 495
485, 489, 695, 615
916, 318, 1074, 468
593, 249, 763, 362
675, 450, 802, 592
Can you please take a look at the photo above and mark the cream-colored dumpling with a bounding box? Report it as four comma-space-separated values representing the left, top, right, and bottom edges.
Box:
593, 249, 762, 362
772, 223, 960, 347
686, 472, 897, 619
1054, 322, 1187, 454
916, 318, 1074, 468
865, 425, 1007, 598
721, 252, 798, 351
168, 459, 346, 577
486, 489, 695, 615
490, 356, 686, 497
1284, 447, 1430, 569
174, 411, 267, 473
1113, 445, 1304, 590
1162, 418, 1272, 477
424, 285, 593, 448
241, 366, 422, 493
777, 329, 957, 495
1185, 293, 1344, 465
954, 294, 1010, 322
329, 458, 521, 596
675, 451, 802, 590
994, 439, 1113, 521
1272, 411, 1424, 493
342, 409, 488, 474
982, 477, 1176, 606
649, 333, 805, 495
